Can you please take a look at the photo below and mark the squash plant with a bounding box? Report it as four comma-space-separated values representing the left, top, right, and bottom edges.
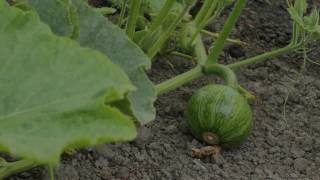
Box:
1, 0, 319, 179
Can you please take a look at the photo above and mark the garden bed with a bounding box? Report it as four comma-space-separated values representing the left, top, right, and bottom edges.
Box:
9, 0, 320, 179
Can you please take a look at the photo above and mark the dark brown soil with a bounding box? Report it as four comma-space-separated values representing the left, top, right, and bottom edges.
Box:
9, 0, 320, 179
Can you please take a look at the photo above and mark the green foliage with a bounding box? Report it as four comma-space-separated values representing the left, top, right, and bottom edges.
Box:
1, 0, 320, 178
27, 0, 156, 124
288, 0, 320, 44
0, 0, 136, 166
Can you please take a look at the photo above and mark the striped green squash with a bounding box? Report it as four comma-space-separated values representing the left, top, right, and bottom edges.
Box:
186, 84, 252, 147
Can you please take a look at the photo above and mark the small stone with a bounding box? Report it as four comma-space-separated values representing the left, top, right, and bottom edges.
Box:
213, 154, 225, 166
270, 174, 282, 180
193, 159, 207, 170
212, 164, 221, 172
191, 139, 200, 146
255, 168, 263, 175
56, 164, 79, 180
283, 157, 293, 165
166, 125, 177, 134
180, 174, 194, 180
290, 173, 299, 178
163, 143, 172, 152
95, 145, 115, 160
257, 151, 265, 158
266, 134, 277, 146
148, 142, 159, 150
264, 168, 274, 177
94, 157, 109, 168
116, 167, 129, 178
269, 146, 281, 153
291, 148, 305, 158
294, 158, 309, 172
302, 137, 314, 149
134, 152, 145, 161
233, 154, 243, 161
306, 166, 315, 177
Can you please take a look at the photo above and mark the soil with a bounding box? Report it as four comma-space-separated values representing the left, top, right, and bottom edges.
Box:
8, 0, 320, 180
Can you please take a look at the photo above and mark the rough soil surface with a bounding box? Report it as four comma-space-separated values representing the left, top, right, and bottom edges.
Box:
9, 0, 320, 179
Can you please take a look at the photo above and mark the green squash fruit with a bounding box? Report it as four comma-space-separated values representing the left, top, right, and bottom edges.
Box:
186, 84, 252, 147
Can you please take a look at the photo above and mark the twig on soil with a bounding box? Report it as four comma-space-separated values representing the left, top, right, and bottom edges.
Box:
191, 146, 221, 158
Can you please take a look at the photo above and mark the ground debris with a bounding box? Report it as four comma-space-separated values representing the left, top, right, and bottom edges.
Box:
191, 146, 221, 158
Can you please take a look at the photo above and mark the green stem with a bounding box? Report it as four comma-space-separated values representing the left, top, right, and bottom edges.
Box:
189, 1, 219, 44
117, 0, 127, 26
193, 29, 208, 65
48, 165, 55, 180
156, 26, 208, 95
138, 0, 176, 46
204, 64, 238, 89
155, 44, 301, 95
156, 66, 203, 95
126, 0, 141, 38
171, 51, 194, 60
149, 0, 176, 32
201, 29, 247, 46
94, 7, 116, 16
207, 0, 247, 64
228, 45, 300, 69
148, 5, 190, 59
194, 0, 214, 26
238, 85, 256, 101
0, 159, 39, 179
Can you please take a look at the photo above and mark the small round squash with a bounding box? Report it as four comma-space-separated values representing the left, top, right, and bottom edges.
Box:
186, 84, 252, 147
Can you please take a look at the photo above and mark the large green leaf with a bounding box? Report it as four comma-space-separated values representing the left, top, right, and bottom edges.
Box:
0, 1, 136, 165
27, 0, 156, 124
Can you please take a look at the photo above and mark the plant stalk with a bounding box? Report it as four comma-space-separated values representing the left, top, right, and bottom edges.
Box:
156, 24, 208, 95
149, 0, 176, 32
228, 45, 300, 69
126, 0, 141, 38
148, 5, 190, 59
194, 0, 214, 26
189, 0, 219, 44
117, 0, 127, 26
138, 0, 176, 47
207, 0, 247, 64
155, 44, 301, 95
201, 29, 247, 46
156, 66, 203, 95
204, 64, 238, 89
